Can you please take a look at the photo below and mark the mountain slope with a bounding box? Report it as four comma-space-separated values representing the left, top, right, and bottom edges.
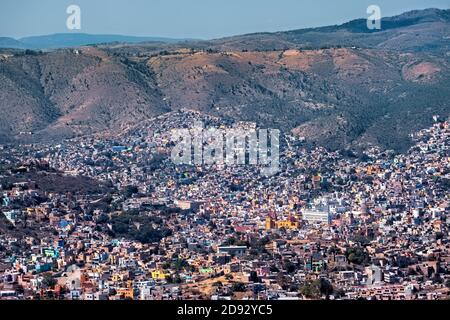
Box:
0, 47, 169, 142
0, 9, 449, 152
209, 8, 450, 53
145, 47, 449, 151
0, 37, 26, 49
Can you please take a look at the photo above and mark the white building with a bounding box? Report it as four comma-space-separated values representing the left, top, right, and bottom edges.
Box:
302, 209, 330, 224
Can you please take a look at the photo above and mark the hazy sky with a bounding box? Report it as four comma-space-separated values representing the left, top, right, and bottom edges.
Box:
1, 0, 449, 39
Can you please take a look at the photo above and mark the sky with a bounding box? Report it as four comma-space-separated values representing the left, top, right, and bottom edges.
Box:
1, 0, 449, 39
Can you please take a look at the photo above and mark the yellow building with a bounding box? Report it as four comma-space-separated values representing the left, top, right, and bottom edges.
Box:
276, 219, 299, 230
111, 272, 128, 282
265, 216, 276, 230
266, 213, 299, 230
151, 270, 169, 280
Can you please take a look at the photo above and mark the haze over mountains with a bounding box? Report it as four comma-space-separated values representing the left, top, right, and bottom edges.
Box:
208, 8, 450, 54
0, 33, 192, 50
0, 8, 449, 152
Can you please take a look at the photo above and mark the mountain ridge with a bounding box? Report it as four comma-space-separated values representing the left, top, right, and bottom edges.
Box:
1, 8, 448, 50
0, 8, 449, 153
0, 33, 197, 50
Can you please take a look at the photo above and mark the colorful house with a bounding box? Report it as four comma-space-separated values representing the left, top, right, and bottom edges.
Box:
151, 270, 169, 280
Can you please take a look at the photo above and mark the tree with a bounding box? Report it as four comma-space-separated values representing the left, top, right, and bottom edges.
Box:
41, 273, 57, 289
231, 282, 246, 292
445, 279, 450, 289
96, 213, 109, 224
432, 274, 443, 284
276, 272, 290, 290
300, 278, 334, 299
124, 185, 138, 198
283, 260, 297, 274
319, 278, 334, 298
346, 247, 370, 265
172, 259, 189, 271
173, 275, 182, 284
334, 288, 346, 299
249, 271, 260, 283
299, 281, 321, 299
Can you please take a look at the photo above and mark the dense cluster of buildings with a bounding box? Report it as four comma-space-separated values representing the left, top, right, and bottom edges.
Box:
0, 111, 448, 300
